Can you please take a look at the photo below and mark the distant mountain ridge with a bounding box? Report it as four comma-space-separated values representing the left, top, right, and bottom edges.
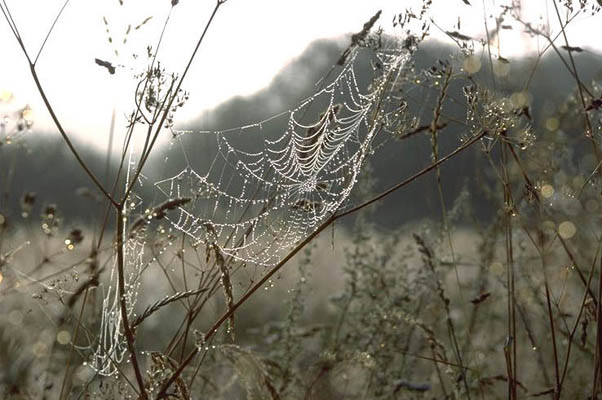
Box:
2, 37, 601, 228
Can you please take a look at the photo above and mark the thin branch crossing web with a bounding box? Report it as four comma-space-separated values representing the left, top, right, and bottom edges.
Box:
92, 151, 146, 376
155, 43, 409, 266
91, 38, 409, 375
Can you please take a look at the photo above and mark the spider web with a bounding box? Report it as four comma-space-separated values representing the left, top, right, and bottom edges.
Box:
91, 150, 146, 376
155, 43, 409, 266
90, 40, 409, 375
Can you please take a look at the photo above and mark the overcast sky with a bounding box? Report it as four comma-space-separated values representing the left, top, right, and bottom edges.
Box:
1, 0, 601, 149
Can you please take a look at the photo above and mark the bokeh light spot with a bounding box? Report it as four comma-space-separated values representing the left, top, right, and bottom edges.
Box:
57, 330, 71, 345
545, 117, 559, 131
463, 55, 481, 74
558, 221, 576, 239
540, 184, 554, 198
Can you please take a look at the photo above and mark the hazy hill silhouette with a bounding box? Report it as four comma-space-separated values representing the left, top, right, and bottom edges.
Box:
2, 37, 601, 229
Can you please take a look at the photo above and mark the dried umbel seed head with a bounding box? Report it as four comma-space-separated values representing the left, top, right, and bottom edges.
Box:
21, 192, 36, 206
20, 192, 37, 217
41, 204, 60, 235
128, 197, 191, 236
65, 229, 84, 250
20, 105, 34, 129
43, 204, 57, 219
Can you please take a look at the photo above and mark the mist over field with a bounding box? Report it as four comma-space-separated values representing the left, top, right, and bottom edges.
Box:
3, 3, 602, 396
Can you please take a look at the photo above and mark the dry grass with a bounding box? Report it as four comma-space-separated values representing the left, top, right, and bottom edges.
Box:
2, 0, 602, 399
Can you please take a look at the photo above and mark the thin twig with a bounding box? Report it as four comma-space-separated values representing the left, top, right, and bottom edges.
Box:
123, 0, 224, 202
550, 0, 601, 163
155, 129, 488, 397
116, 207, 147, 398
34, 0, 71, 65
59, 287, 90, 400
558, 246, 600, 397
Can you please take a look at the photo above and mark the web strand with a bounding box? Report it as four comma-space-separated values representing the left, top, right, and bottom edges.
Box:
155, 43, 409, 266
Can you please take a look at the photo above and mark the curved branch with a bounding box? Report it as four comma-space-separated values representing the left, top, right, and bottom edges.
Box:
155, 129, 488, 398
28, 63, 118, 206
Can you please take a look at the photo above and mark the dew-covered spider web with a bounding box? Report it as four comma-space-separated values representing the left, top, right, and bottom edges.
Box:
154, 44, 410, 266
91, 39, 410, 376
91, 150, 146, 376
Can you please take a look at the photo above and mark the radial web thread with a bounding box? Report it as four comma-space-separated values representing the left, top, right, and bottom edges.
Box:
91, 39, 409, 376
156, 44, 409, 266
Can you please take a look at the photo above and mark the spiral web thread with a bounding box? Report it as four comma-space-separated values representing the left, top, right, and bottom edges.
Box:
155, 42, 409, 266
90, 40, 409, 375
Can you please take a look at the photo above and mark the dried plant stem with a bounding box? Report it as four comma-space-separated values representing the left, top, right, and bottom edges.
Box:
132, 288, 208, 328
504, 140, 600, 310
16, 46, 115, 206
481, 0, 497, 90
550, 0, 602, 164
496, 132, 602, 395
499, 136, 517, 400
123, 0, 224, 202
543, 276, 561, 397
596, 253, 602, 395
116, 207, 147, 399
155, 129, 488, 397
162, 267, 221, 357
59, 286, 89, 400
337, 130, 487, 219
429, 66, 471, 398
558, 247, 600, 397
1, 1, 118, 207
432, 346, 450, 398
503, 344, 514, 400
515, 300, 552, 387
34, 0, 71, 65
29, 66, 118, 206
